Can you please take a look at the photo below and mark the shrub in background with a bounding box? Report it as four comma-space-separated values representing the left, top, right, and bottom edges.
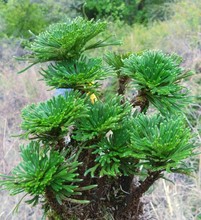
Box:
81, 0, 174, 25
0, 17, 197, 220
40, 0, 77, 25
0, 0, 75, 38
134, 0, 174, 23
84, 0, 136, 24
122, 0, 201, 58
0, 0, 48, 38
0, 0, 186, 40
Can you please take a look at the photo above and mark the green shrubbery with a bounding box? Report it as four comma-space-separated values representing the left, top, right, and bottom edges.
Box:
83, 0, 174, 24
84, 0, 136, 24
0, 0, 47, 38
0, 0, 178, 39
0, 0, 73, 38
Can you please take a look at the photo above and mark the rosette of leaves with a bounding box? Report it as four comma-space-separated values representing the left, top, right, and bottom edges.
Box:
85, 126, 138, 177
21, 91, 88, 142
40, 56, 106, 94
25, 17, 120, 63
123, 50, 193, 114
128, 114, 195, 174
0, 141, 96, 206
73, 96, 132, 141
105, 52, 130, 76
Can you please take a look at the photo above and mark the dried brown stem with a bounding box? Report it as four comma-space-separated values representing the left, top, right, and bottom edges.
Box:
131, 89, 149, 113
118, 76, 130, 96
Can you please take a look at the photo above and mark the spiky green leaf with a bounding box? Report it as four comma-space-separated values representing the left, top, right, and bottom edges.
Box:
129, 114, 195, 172
41, 56, 107, 93
123, 50, 193, 114
20, 91, 87, 142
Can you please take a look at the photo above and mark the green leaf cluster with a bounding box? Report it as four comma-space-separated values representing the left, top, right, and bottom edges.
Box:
26, 17, 119, 63
0, 141, 89, 205
86, 126, 137, 177
84, 112, 195, 177
123, 50, 192, 114
21, 91, 87, 142
129, 114, 195, 173
41, 56, 106, 93
73, 96, 132, 141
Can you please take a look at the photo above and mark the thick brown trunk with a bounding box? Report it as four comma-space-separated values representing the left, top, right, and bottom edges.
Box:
115, 171, 161, 220
46, 171, 161, 219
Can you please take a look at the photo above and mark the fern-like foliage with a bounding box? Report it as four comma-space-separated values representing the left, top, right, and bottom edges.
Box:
85, 126, 137, 177
128, 114, 195, 173
1, 16, 197, 219
123, 50, 193, 114
0, 142, 96, 206
26, 17, 120, 63
73, 96, 132, 141
21, 91, 87, 142
41, 56, 106, 94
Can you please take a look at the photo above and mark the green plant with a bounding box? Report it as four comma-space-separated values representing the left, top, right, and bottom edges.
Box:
0, 0, 78, 39
123, 51, 192, 114
24, 17, 118, 64
79, 0, 174, 25
20, 91, 87, 143
1, 142, 93, 206
84, 0, 137, 24
134, 0, 174, 24
0, 17, 197, 220
0, 0, 48, 38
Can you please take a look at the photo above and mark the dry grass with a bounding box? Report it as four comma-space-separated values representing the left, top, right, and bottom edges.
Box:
0, 39, 52, 219
143, 172, 201, 220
